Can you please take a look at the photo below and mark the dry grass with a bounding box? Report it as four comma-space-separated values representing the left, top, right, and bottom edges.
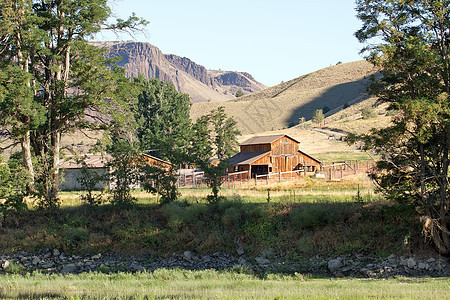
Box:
191, 60, 378, 134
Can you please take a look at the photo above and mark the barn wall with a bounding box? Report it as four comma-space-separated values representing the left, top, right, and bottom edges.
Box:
271, 137, 299, 156
240, 144, 271, 153
59, 168, 109, 191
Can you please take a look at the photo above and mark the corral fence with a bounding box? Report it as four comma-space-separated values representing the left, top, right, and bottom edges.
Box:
176, 160, 376, 188
320, 160, 376, 180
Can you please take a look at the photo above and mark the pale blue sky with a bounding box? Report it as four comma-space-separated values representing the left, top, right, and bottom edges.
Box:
97, 0, 364, 86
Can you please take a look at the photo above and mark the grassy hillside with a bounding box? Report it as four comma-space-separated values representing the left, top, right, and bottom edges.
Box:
191, 60, 378, 134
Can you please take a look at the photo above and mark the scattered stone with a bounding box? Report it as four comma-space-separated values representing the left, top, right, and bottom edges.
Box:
41, 263, 54, 269
32, 257, 40, 265
238, 257, 248, 265
91, 254, 101, 260
328, 259, 344, 272
418, 262, 428, 270
236, 247, 245, 256
427, 257, 436, 263
1, 260, 10, 270
183, 251, 193, 261
52, 249, 60, 257
61, 264, 77, 274
406, 258, 416, 269
255, 257, 270, 265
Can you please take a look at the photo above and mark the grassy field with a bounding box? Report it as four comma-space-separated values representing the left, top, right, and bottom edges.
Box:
0, 177, 421, 257
1, 270, 449, 299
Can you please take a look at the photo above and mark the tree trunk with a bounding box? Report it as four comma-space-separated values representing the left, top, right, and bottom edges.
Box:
20, 131, 35, 192
50, 130, 61, 202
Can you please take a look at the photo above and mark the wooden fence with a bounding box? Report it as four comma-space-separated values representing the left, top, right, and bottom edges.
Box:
176, 160, 376, 188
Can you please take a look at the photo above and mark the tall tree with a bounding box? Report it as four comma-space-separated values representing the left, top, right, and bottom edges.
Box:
355, 0, 450, 254
191, 107, 240, 203
209, 106, 240, 161
0, 0, 146, 207
134, 75, 192, 204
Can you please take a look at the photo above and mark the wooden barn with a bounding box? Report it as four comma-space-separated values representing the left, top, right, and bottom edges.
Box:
228, 134, 321, 178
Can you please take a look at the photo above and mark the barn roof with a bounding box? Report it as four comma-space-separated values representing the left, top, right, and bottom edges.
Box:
240, 134, 300, 146
298, 150, 321, 164
140, 153, 171, 166
59, 154, 111, 169
228, 151, 271, 166
59, 153, 171, 169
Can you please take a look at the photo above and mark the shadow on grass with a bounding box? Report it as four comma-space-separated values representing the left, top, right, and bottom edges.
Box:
0, 199, 425, 259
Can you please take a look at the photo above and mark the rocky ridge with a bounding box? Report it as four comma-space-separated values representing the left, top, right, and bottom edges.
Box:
93, 41, 266, 102
1, 249, 448, 278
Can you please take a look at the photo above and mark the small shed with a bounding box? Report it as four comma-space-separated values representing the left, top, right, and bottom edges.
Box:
59, 153, 171, 191
59, 154, 111, 191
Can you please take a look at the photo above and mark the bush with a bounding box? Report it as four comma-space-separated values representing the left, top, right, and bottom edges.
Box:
289, 203, 344, 229
361, 106, 376, 119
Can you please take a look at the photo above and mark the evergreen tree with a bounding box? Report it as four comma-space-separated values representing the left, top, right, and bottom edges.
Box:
311, 109, 324, 125
209, 106, 240, 161
134, 75, 192, 204
355, 0, 450, 254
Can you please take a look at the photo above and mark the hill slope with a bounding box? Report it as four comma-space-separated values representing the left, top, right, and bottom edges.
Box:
191, 60, 378, 133
93, 41, 267, 103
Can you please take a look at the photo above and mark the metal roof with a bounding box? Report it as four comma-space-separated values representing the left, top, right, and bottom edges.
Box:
240, 134, 300, 146
59, 154, 112, 169
228, 151, 271, 166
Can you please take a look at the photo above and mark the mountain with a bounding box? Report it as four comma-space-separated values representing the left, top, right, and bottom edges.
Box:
92, 41, 267, 103
191, 60, 379, 134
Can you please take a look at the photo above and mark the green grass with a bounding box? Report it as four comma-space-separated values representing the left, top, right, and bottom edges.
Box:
0, 271, 448, 299
314, 151, 376, 162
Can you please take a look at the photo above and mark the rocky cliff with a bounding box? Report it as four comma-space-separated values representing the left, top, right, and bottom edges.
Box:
93, 41, 266, 102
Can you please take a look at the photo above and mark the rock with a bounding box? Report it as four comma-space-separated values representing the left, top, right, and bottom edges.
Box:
328, 259, 344, 272
52, 249, 60, 257
1, 260, 10, 270
41, 263, 54, 269
406, 258, 416, 269
32, 257, 41, 265
61, 264, 77, 274
255, 257, 270, 265
236, 247, 245, 256
183, 251, 193, 261
418, 262, 428, 270
387, 254, 397, 264
427, 257, 436, 263
91, 254, 101, 260
202, 255, 211, 263
399, 258, 408, 266
238, 257, 248, 265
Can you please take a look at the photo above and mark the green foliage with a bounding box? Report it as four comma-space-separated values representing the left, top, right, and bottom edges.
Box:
355, 0, 450, 254
75, 155, 105, 206
289, 203, 343, 229
191, 107, 240, 203
0, 155, 27, 212
361, 106, 376, 119
0, 0, 145, 208
311, 109, 324, 125
107, 126, 140, 208
134, 75, 191, 204
235, 88, 244, 98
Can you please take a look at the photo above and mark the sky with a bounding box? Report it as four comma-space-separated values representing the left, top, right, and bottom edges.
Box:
95, 0, 365, 87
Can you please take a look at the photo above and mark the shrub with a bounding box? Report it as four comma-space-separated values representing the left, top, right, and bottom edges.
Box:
361, 106, 376, 119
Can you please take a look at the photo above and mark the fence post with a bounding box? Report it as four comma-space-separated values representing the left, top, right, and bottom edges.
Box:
279, 171, 281, 182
